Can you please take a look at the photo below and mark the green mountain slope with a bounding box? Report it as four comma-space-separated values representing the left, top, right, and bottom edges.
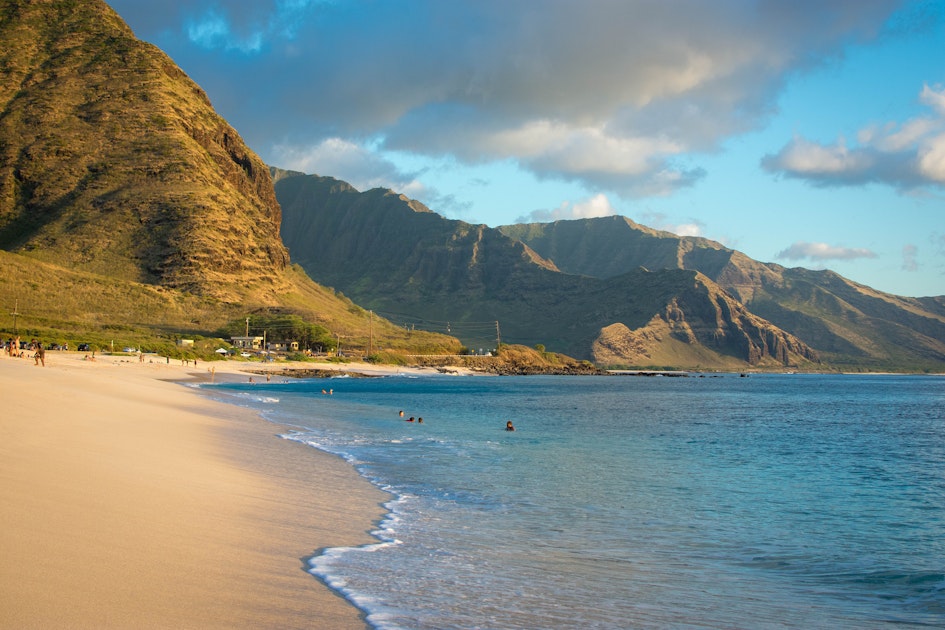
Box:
502, 218, 945, 370
275, 171, 819, 369
0, 0, 287, 300
0, 1, 457, 356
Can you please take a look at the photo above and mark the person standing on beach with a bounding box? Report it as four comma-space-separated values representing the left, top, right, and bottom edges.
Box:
34, 342, 45, 367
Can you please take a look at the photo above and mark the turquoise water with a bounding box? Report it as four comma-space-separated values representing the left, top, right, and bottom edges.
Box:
209, 373, 945, 629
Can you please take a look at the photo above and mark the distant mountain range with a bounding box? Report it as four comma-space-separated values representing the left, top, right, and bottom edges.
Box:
2, 1, 942, 371
274, 170, 945, 371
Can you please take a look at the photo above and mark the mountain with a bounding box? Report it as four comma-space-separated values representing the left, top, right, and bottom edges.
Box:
5, 2, 938, 370
275, 171, 822, 369
0, 0, 457, 356
0, 0, 288, 301
501, 218, 945, 370
275, 171, 945, 371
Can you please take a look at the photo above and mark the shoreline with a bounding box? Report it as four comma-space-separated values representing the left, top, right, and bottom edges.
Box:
0, 351, 392, 629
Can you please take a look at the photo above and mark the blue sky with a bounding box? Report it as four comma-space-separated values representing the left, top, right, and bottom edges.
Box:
106, 0, 945, 297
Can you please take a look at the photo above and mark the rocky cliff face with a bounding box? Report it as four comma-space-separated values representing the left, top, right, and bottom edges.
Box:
0, 0, 289, 300
504, 216, 945, 369
277, 169, 944, 369
276, 172, 819, 367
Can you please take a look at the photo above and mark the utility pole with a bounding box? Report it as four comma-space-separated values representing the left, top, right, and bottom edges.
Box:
495, 320, 501, 348
10, 299, 19, 335
245, 317, 250, 337
369, 310, 374, 356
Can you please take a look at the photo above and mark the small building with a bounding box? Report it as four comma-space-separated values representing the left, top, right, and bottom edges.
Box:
230, 336, 264, 350
178, 339, 194, 347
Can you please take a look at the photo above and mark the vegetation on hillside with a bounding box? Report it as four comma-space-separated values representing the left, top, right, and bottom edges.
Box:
275, 171, 944, 372
2, 3, 940, 373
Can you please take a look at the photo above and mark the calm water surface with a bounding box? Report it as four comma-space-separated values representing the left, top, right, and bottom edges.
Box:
208, 373, 945, 629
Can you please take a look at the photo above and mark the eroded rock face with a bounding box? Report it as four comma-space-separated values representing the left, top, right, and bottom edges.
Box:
0, 0, 289, 300
591, 276, 819, 367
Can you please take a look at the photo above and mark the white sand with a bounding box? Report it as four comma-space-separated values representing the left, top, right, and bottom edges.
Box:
0, 351, 390, 629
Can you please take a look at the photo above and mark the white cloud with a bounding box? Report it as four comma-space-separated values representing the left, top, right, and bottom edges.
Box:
921, 83, 945, 116
776, 241, 878, 261
108, 0, 903, 199
917, 132, 945, 181
571, 194, 618, 219
765, 136, 873, 176
516, 193, 617, 223
271, 138, 424, 193
763, 84, 945, 189
639, 211, 705, 237
674, 223, 704, 238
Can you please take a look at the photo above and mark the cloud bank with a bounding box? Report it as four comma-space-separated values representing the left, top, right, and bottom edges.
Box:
776, 241, 879, 262
516, 193, 617, 224
762, 84, 945, 191
107, 0, 902, 199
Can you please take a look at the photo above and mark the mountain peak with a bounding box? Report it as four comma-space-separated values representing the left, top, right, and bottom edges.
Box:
0, 0, 289, 300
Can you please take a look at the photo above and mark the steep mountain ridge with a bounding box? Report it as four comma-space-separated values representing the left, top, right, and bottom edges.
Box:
0, 0, 288, 300
0, 1, 459, 357
276, 170, 560, 298
502, 218, 945, 368
275, 171, 819, 368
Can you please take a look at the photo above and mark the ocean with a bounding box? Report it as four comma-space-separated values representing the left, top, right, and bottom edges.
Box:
204, 372, 945, 629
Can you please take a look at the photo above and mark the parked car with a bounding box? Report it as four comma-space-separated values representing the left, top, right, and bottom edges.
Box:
77, 343, 90, 352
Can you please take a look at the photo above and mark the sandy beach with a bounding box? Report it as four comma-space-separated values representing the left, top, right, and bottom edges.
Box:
0, 351, 391, 629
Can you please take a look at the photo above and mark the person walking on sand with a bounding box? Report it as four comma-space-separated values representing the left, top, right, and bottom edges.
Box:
34, 342, 45, 367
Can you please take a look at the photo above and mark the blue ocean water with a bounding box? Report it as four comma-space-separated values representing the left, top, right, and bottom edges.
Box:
207, 373, 945, 629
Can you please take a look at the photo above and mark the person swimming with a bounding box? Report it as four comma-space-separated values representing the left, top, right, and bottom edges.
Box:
506, 420, 515, 431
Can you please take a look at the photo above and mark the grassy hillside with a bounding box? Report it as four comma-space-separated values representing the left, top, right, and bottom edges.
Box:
0, 249, 459, 357
0, 0, 288, 300
275, 172, 819, 369
504, 217, 945, 371
0, 4, 459, 359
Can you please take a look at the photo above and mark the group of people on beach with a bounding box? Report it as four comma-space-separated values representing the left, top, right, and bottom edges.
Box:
3, 336, 45, 366
3, 336, 20, 357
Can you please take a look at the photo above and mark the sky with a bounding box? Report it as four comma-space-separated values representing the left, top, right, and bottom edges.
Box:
105, 0, 945, 297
